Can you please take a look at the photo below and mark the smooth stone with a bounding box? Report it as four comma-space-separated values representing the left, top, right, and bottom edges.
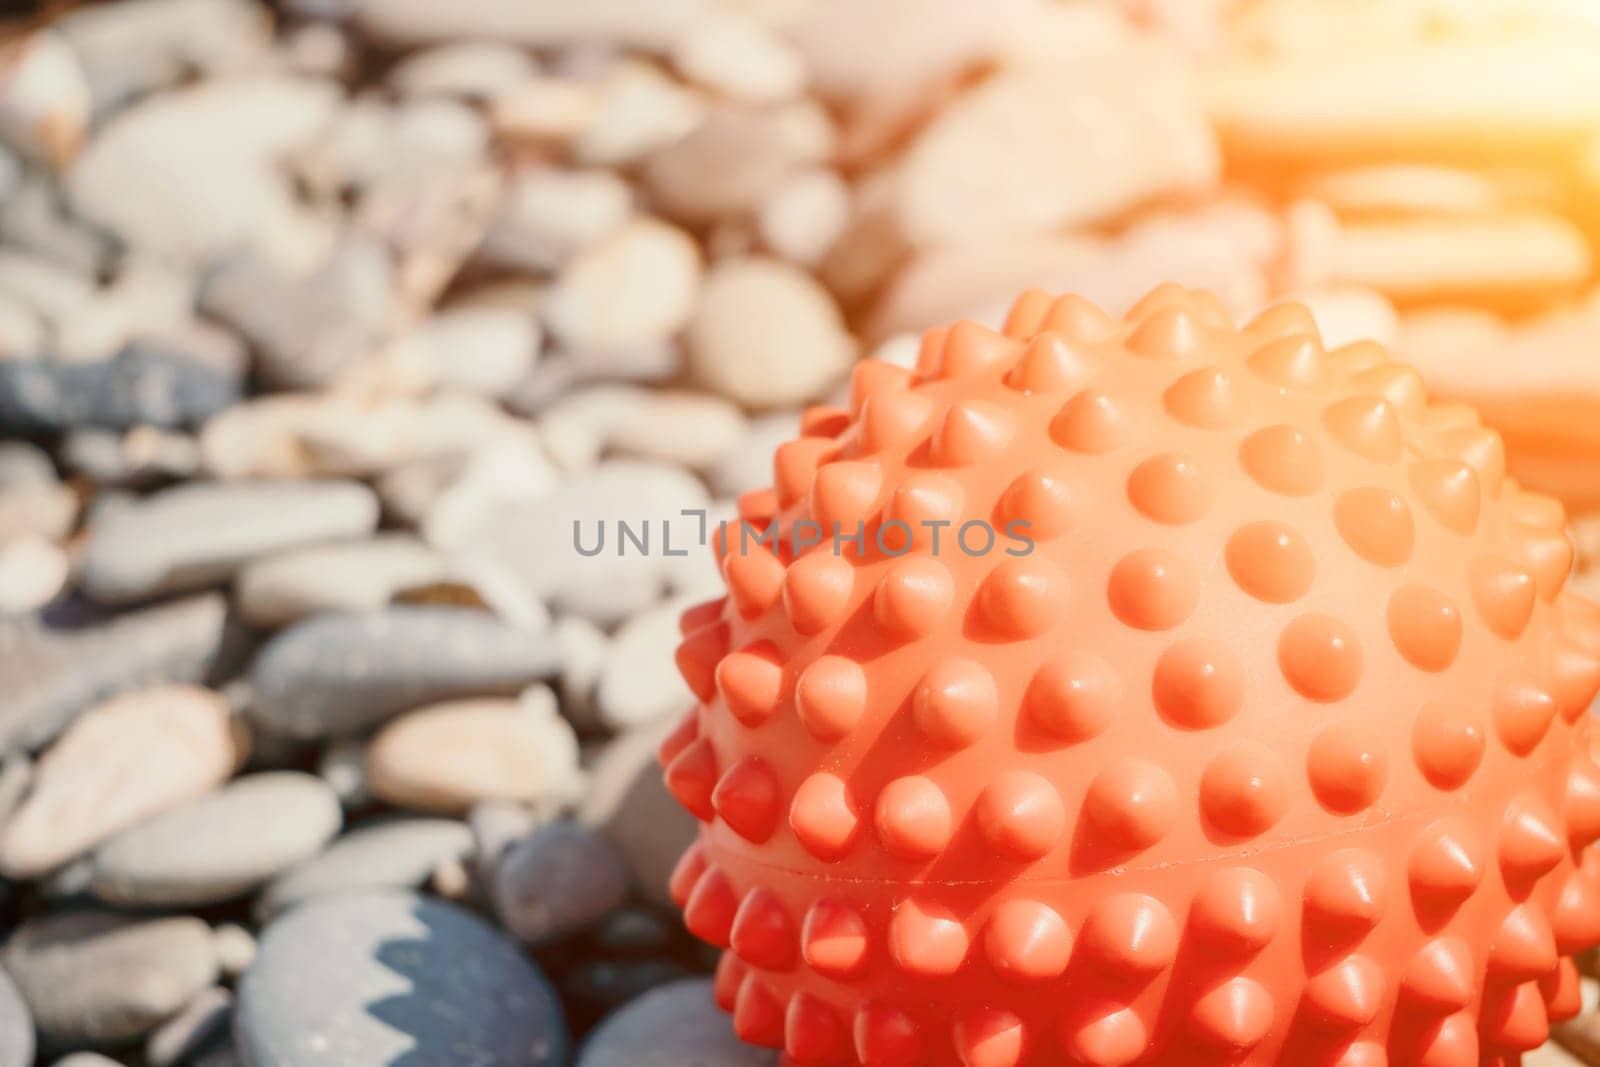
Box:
249, 606, 559, 739
562, 962, 692, 1033
0, 593, 230, 752
257, 818, 474, 921
567, 63, 706, 167
447, 460, 709, 625
83, 480, 379, 606
51, 257, 195, 365
235, 891, 566, 1066
234, 535, 445, 629
399, 305, 539, 397
0, 31, 89, 166
2, 911, 218, 1047
200, 391, 534, 481
596, 597, 695, 730
578, 719, 697, 909
145, 986, 230, 1067
0, 754, 29, 829
542, 217, 701, 359
0, 533, 67, 616
368, 689, 581, 814
0, 442, 53, 489
895, 46, 1217, 247
317, 739, 370, 809
552, 615, 607, 731
642, 103, 830, 225
60, 426, 202, 490
467, 800, 544, 885
791, 0, 1033, 102
200, 239, 397, 389
354, 0, 706, 51
0, 963, 32, 1067
88, 772, 341, 907
539, 386, 746, 472
67, 76, 339, 264
688, 256, 855, 408
0, 174, 114, 279
757, 168, 851, 268
212, 925, 255, 979
672, 13, 805, 105
0, 249, 93, 323
577, 978, 775, 1067
0, 685, 239, 880
0, 481, 77, 545
0, 346, 241, 435
491, 822, 629, 946
481, 168, 632, 273
50, 1057, 120, 1067
58, 0, 271, 115
390, 41, 539, 100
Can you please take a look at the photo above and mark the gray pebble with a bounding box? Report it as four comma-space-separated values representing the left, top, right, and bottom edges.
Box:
145, 986, 231, 1067
578, 719, 698, 909
200, 240, 397, 390
89, 773, 342, 908
257, 817, 474, 921
0, 962, 33, 1067
491, 822, 629, 946
235, 891, 566, 1067
2, 911, 217, 1048
0, 346, 241, 435
248, 606, 558, 739
578, 978, 777, 1067
0, 593, 230, 752
82, 480, 379, 605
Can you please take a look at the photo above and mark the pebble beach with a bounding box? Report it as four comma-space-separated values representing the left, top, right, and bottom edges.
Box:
3, 0, 1600, 1064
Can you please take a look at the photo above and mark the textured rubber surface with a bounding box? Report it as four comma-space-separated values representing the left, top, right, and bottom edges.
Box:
660, 284, 1600, 1066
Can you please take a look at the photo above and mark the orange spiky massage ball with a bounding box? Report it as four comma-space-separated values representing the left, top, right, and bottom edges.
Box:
658, 284, 1600, 1067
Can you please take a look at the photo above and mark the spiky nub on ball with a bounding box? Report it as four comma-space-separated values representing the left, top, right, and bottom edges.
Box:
660, 284, 1600, 1066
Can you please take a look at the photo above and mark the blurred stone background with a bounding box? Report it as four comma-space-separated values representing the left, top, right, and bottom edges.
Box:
1, 0, 1600, 1064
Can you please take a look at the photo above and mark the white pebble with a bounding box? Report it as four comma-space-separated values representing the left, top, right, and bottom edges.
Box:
673, 13, 806, 105
542, 217, 702, 357
758, 169, 851, 267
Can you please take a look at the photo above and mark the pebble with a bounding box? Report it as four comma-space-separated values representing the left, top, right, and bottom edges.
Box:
0, 345, 242, 435
708, 411, 801, 497
577, 978, 776, 1067
553, 615, 607, 731
447, 460, 709, 624
672, 13, 806, 105
0, 685, 240, 880
688, 256, 855, 408
481, 167, 632, 273
542, 217, 701, 360
399, 305, 540, 397
596, 597, 695, 730
389, 41, 539, 101
62, 426, 203, 490
199, 239, 397, 389
257, 818, 474, 921
642, 103, 831, 224
144, 986, 231, 1067
758, 168, 851, 268
0, 592, 229, 753
491, 822, 630, 946
541, 386, 747, 472
354, 0, 706, 51
568, 63, 706, 167
0, 441, 52, 488
235, 891, 567, 1066
0, 963, 31, 1067
66, 75, 340, 264
1, 911, 218, 1047
0, 533, 67, 616
895, 47, 1218, 247
368, 689, 581, 814
578, 719, 698, 909
0, 31, 90, 166
248, 606, 560, 739
82, 480, 379, 605
1304, 163, 1503, 217
234, 535, 445, 628
87, 772, 341, 907
212, 924, 256, 978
